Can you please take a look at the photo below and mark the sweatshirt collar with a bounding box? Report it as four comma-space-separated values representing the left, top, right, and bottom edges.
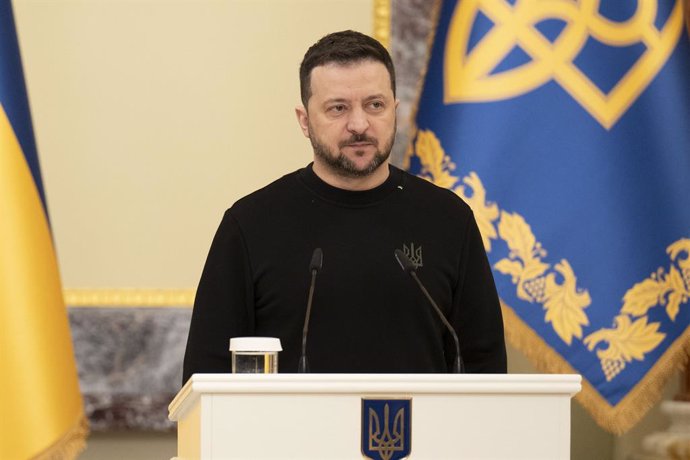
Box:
298, 163, 404, 207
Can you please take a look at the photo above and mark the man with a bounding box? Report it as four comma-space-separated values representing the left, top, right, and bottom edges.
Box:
182, 31, 506, 383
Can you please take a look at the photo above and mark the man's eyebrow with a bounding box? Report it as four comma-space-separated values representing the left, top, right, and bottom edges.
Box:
322, 94, 388, 105
322, 98, 349, 105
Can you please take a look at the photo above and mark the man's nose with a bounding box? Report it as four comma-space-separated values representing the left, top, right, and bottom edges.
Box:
346, 108, 370, 134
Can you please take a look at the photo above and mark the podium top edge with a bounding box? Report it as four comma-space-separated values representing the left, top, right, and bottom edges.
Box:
168, 373, 582, 420
185, 372, 580, 383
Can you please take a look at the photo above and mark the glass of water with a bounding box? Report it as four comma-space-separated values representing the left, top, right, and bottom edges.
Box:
229, 337, 282, 373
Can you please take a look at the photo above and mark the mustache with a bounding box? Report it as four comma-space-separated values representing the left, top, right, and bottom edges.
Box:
338, 134, 378, 148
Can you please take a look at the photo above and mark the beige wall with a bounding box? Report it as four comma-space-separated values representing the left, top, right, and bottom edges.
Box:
15, 0, 373, 291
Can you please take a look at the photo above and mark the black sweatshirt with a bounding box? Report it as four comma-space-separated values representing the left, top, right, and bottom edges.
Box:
182, 164, 506, 383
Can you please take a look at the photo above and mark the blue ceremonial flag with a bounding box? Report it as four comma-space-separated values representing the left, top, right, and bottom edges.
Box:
406, 0, 690, 433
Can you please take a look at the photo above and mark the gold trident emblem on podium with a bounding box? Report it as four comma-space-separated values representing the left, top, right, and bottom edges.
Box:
444, 0, 686, 128
367, 403, 406, 460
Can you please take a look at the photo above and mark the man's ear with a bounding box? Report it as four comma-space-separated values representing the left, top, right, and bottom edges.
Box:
295, 105, 310, 138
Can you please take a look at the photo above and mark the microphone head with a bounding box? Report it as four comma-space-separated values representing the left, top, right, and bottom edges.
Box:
309, 248, 323, 273
394, 249, 417, 273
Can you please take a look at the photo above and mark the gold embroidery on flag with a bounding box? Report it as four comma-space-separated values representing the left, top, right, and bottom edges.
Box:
622, 239, 690, 321
414, 130, 499, 250
584, 315, 666, 381
412, 129, 689, 380
584, 239, 690, 379
443, 0, 685, 128
413, 129, 591, 346
414, 129, 688, 364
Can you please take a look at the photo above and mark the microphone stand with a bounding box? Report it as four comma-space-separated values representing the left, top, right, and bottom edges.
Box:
298, 248, 322, 373
394, 249, 464, 373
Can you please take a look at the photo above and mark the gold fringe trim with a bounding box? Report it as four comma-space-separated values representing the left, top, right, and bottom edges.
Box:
32, 415, 89, 460
503, 301, 690, 434
64, 288, 194, 307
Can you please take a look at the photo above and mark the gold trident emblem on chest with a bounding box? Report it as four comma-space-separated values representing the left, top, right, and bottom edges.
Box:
444, 0, 686, 128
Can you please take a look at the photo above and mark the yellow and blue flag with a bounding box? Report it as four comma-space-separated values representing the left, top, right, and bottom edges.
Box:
407, 0, 690, 433
0, 2, 87, 458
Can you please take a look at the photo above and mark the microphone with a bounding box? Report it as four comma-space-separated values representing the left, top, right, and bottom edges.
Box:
298, 248, 323, 373
394, 249, 464, 373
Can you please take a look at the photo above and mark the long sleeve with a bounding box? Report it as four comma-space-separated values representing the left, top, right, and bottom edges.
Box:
182, 211, 255, 385
451, 213, 507, 373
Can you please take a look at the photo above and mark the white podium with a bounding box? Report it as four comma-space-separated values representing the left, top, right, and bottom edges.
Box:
169, 374, 581, 460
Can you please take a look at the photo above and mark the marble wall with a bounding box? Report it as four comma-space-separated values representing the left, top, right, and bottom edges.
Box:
70, 308, 191, 431
390, 0, 437, 166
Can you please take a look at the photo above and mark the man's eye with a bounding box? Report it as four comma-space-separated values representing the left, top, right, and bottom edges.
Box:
369, 101, 384, 110
329, 105, 346, 113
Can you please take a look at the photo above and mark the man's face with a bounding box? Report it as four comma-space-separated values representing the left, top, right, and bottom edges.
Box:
296, 60, 398, 180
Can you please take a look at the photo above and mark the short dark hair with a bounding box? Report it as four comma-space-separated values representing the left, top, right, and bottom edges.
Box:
299, 30, 396, 107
